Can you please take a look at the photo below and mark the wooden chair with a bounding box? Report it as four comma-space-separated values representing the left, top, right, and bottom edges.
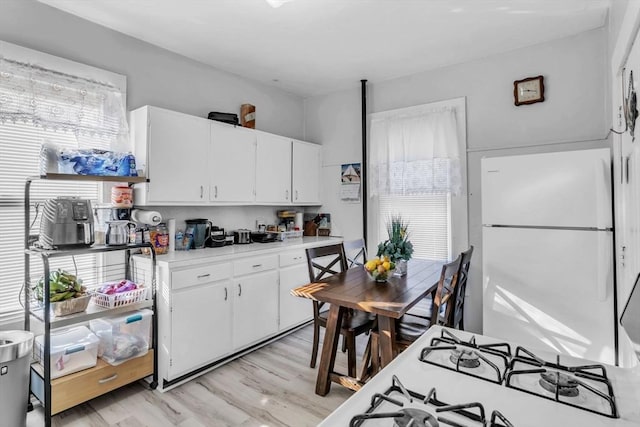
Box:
394, 255, 462, 350
305, 244, 375, 377
343, 238, 367, 268
447, 246, 474, 330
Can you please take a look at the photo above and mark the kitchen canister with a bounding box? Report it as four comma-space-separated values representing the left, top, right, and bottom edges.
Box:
111, 186, 133, 208
240, 103, 255, 129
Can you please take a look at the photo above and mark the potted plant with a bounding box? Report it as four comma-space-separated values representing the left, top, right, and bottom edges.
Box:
376, 215, 414, 276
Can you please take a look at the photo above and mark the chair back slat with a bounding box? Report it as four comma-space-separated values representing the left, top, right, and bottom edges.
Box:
343, 238, 367, 268
431, 255, 462, 327
306, 244, 348, 282
448, 246, 473, 329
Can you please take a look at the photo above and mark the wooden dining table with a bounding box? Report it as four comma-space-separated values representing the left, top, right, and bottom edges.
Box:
292, 258, 445, 396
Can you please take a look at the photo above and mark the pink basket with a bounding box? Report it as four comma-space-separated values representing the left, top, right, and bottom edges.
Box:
90, 287, 148, 309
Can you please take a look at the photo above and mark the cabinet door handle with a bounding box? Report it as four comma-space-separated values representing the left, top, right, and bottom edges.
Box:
214, 185, 218, 198
200, 185, 204, 198
285, 189, 289, 200
238, 283, 242, 297
98, 374, 118, 384
224, 287, 228, 301
295, 190, 298, 201
252, 264, 262, 268
197, 273, 210, 279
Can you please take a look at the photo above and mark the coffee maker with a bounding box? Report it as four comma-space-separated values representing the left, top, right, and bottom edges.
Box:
205, 226, 226, 247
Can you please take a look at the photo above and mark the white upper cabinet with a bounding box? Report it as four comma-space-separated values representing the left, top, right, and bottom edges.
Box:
255, 132, 292, 204
210, 121, 256, 203
292, 140, 321, 205
131, 106, 210, 205
130, 106, 321, 206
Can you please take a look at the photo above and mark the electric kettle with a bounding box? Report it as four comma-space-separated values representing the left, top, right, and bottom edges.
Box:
105, 220, 132, 246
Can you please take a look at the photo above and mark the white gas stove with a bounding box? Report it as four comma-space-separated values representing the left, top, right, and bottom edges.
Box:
319, 326, 640, 426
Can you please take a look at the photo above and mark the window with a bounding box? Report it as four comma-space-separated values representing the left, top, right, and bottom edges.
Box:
0, 41, 128, 324
378, 194, 450, 261
368, 98, 467, 261
0, 122, 104, 323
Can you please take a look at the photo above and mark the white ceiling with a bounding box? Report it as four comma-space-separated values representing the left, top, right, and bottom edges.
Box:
38, 0, 610, 97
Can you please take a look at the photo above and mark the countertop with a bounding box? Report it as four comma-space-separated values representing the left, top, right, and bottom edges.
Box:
132, 236, 343, 268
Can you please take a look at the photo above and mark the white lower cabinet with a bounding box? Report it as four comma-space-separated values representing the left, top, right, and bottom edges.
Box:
168, 276, 232, 380
279, 250, 313, 330
233, 270, 279, 349
150, 239, 340, 388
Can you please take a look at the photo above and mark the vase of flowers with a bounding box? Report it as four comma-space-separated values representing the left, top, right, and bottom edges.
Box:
376, 215, 413, 276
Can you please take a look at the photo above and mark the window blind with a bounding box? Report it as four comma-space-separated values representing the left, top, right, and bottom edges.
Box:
0, 121, 104, 324
378, 194, 451, 261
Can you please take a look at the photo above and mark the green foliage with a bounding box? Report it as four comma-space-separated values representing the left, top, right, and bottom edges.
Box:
376, 215, 414, 262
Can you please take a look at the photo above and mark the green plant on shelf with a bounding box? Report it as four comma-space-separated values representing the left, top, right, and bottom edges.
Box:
376, 214, 414, 263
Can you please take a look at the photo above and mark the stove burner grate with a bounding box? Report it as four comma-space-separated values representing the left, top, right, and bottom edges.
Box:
419, 329, 511, 384
505, 346, 618, 418
349, 375, 514, 427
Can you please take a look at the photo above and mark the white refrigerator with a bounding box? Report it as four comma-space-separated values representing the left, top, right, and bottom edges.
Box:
481, 148, 617, 365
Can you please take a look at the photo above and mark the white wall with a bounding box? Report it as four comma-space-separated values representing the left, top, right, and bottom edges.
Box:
305, 28, 609, 334
0, 0, 308, 235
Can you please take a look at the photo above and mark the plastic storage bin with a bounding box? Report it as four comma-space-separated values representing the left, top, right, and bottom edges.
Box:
89, 309, 152, 366
34, 326, 99, 379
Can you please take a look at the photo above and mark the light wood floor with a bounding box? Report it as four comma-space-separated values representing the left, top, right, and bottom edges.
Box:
27, 324, 364, 427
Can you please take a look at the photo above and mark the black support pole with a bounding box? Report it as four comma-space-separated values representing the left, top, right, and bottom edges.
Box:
361, 79, 368, 247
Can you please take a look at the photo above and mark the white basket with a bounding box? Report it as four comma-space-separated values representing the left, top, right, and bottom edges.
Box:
275, 230, 303, 241
90, 287, 148, 309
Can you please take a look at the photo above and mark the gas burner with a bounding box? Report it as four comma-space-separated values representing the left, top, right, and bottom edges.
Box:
349, 375, 514, 427
505, 346, 618, 418
419, 329, 511, 384
538, 371, 580, 397
393, 409, 437, 427
450, 348, 481, 369
539, 371, 579, 397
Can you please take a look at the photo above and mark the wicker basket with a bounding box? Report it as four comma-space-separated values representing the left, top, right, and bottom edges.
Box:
90, 287, 148, 309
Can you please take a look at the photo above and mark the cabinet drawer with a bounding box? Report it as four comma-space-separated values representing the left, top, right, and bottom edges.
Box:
280, 249, 307, 267
234, 254, 278, 276
37, 350, 154, 415
172, 263, 232, 290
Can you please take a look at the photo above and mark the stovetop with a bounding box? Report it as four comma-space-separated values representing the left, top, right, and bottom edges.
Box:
319, 326, 640, 427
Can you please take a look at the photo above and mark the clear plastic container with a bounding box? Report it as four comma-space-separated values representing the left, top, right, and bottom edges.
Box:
34, 326, 100, 379
141, 223, 169, 255
89, 309, 152, 366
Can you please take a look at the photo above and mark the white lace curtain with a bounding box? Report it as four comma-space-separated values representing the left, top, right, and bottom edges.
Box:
369, 106, 462, 196
0, 56, 128, 143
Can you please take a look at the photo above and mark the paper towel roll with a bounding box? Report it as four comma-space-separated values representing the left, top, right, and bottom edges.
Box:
295, 212, 304, 230
131, 209, 162, 226
168, 218, 176, 252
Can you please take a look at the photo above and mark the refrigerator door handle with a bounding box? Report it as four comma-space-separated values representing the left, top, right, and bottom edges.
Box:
595, 158, 611, 230
597, 231, 610, 302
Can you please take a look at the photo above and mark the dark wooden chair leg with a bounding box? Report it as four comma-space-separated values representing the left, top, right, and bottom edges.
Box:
341, 335, 347, 353
359, 334, 372, 381
310, 320, 320, 368
346, 332, 356, 378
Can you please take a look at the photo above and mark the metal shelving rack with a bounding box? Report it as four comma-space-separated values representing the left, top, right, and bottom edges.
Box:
24, 174, 157, 427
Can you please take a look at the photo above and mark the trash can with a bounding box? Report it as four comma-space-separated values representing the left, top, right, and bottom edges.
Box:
0, 330, 34, 427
